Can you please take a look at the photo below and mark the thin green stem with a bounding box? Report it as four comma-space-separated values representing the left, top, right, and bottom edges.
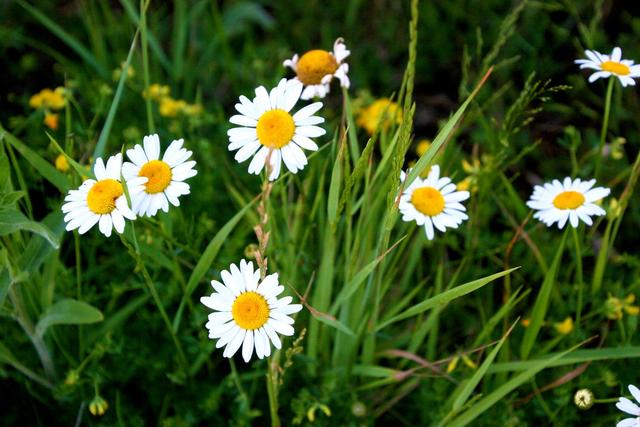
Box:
571, 226, 584, 329
595, 78, 614, 178
74, 232, 84, 358
119, 228, 188, 371
140, 0, 154, 133
266, 354, 281, 427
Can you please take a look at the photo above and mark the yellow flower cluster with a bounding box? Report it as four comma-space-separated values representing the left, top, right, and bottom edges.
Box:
143, 84, 203, 118
356, 98, 402, 135
605, 294, 640, 320
29, 87, 66, 130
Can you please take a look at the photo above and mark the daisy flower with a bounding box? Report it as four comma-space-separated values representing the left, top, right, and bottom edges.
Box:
575, 47, 640, 87
61, 153, 146, 237
616, 384, 640, 427
200, 259, 303, 362
526, 177, 610, 229
227, 78, 326, 181
283, 37, 350, 100
121, 134, 197, 217
398, 165, 470, 240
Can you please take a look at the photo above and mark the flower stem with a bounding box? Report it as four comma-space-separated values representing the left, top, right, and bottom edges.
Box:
119, 227, 188, 371
595, 78, 614, 178
571, 226, 584, 329
266, 354, 281, 427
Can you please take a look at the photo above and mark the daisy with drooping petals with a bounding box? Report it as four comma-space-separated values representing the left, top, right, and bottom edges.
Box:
526, 177, 610, 229
575, 47, 640, 87
399, 165, 470, 240
61, 153, 147, 237
122, 134, 197, 217
616, 384, 640, 427
227, 78, 326, 181
200, 259, 303, 362
283, 37, 350, 100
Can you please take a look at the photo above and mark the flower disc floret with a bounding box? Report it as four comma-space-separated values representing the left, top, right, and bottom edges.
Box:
87, 179, 123, 214
256, 110, 296, 149
139, 160, 172, 194
411, 187, 445, 216
552, 191, 585, 210
296, 50, 339, 85
232, 291, 270, 330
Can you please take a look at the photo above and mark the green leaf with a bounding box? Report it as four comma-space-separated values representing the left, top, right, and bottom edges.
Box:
0, 208, 59, 248
36, 299, 104, 337
376, 267, 517, 331
520, 231, 567, 359
173, 198, 257, 331
312, 311, 355, 337
0, 125, 70, 193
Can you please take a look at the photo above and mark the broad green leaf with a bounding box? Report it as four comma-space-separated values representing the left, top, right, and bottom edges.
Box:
376, 268, 517, 331
35, 299, 104, 337
0, 125, 70, 192
0, 208, 59, 248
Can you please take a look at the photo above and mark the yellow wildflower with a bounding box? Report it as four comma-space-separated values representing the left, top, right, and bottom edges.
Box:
521, 318, 531, 327
143, 83, 170, 101
356, 98, 402, 135
605, 294, 639, 320
44, 113, 59, 130
554, 317, 574, 335
29, 87, 66, 110
54, 154, 69, 172
415, 139, 431, 157
457, 176, 473, 192
159, 97, 187, 117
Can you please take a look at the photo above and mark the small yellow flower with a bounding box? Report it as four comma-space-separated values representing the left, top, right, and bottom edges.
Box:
415, 139, 431, 157
608, 198, 622, 220
356, 98, 402, 135
521, 318, 531, 327
88, 395, 108, 417
604, 294, 639, 320
55, 154, 69, 172
143, 83, 170, 101
112, 62, 135, 81
30, 87, 66, 110
457, 176, 473, 192
44, 113, 59, 130
554, 317, 574, 335
159, 97, 187, 117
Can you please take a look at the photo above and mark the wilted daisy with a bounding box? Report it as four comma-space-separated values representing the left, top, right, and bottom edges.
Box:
616, 384, 640, 427
399, 165, 470, 240
61, 153, 146, 237
526, 177, 610, 229
122, 134, 197, 217
283, 37, 350, 100
575, 47, 640, 87
200, 259, 303, 362
227, 78, 326, 181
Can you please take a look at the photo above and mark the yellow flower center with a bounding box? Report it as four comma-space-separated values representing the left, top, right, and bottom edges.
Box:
139, 160, 172, 194
601, 61, 630, 76
552, 191, 585, 210
55, 154, 69, 172
87, 179, 123, 214
231, 291, 270, 330
411, 186, 445, 216
256, 109, 295, 149
296, 50, 338, 85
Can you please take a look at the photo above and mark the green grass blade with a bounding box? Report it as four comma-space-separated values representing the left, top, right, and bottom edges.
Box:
448, 342, 584, 427
376, 267, 517, 331
17, 0, 107, 78
520, 230, 568, 360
